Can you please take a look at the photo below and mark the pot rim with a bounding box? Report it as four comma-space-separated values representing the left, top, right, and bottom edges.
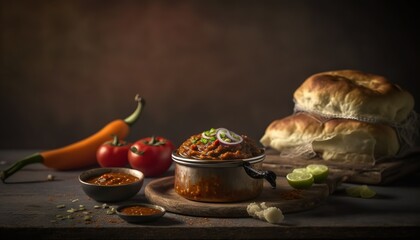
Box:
171, 151, 265, 168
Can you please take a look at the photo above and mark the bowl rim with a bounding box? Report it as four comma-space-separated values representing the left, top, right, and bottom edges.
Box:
171, 151, 265, 167
78, 167, 144, 187
116, 203, 166, 217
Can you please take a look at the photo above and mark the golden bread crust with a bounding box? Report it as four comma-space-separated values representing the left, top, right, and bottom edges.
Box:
260, 112, 400, 163
293, 70, 414, 123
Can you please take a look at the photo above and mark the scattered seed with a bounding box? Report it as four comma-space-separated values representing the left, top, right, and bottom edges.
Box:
106, 208, 116, 215
47, 174, 55, 181
67, 208, 76, 213
53, 199, 123, 224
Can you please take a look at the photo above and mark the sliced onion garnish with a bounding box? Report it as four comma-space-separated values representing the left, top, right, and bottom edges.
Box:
216, 128, 243, 145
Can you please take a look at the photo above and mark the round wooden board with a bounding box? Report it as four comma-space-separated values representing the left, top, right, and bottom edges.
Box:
145, 176, 330, 217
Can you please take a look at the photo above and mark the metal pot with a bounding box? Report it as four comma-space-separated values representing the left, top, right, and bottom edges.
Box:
172, 152, 276, 203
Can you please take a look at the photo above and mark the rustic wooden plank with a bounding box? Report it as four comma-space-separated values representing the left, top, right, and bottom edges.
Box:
2, 150, 420, 240
144, 176, 331, 217
263, 148, 420, 185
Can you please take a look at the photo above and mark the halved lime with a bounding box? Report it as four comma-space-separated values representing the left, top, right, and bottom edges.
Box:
286, 172, 314, 189
306, 164, 329, 183
360, 185, 376, 199
292, 168, 309, 174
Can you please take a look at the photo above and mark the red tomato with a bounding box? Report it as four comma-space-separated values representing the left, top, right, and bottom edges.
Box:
128, 136, 175, 177
96, 135, 131, 167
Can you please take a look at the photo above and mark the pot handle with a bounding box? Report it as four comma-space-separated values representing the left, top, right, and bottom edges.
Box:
243, 162, 277, 189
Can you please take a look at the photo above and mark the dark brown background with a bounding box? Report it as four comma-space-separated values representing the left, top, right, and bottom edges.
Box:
1, 0, 419, 149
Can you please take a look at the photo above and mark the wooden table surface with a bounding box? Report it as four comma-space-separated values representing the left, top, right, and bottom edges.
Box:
0, 150, 419, 240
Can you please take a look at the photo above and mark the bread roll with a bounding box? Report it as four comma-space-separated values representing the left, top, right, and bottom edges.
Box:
293, 70, 415, 124
260, 112, 400, 165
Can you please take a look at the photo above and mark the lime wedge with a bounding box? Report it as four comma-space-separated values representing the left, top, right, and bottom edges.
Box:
345, 185, 376, 199
286, 172, 314, 189
306, 164, 329, 183
345, 186, 362, 197
360, 185, 376, 199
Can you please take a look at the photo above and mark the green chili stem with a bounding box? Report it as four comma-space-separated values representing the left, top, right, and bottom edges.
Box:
1, 153, 44, 183
124, 94, 146, 126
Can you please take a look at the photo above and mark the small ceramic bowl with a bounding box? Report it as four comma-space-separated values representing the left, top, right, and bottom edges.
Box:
79, 167, 144, 202
116, 203, 166, 223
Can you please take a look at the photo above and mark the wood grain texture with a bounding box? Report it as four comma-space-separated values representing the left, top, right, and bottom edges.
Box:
1, 150, 420, 239
145, 176, 331, 217
262, 148, 420, 185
